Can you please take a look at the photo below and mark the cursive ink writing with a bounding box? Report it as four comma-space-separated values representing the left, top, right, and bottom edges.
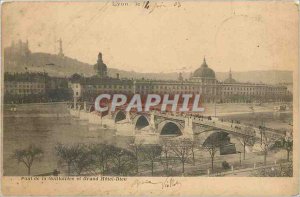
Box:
131, 178, 181, 190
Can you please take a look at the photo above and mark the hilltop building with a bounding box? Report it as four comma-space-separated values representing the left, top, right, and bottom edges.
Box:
4, 40, 31, 59
58, 38, 64, 57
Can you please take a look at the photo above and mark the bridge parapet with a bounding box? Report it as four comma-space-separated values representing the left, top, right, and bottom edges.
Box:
152, 113, 284, 140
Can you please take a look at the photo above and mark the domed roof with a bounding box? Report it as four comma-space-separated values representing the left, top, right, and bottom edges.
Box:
224, 68, 237, 83
224, 78, 237, 83
193, 58, 215, 78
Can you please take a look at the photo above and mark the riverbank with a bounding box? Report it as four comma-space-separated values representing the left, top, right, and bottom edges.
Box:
3, 101, 292, 115
201, 102, 292, 116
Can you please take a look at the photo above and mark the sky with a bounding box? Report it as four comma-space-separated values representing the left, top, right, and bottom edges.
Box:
2, 1, 298, 73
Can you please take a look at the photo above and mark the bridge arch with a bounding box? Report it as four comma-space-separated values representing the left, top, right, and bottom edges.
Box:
197, 130, 230, 147
158, 121, 183, 136
114, 110, 126, 123
133, 114, 150, 130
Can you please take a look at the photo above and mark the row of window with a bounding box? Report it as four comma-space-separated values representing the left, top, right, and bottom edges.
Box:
222, 86, 285, 91
73, 82, 288, 97
5, 88, 45, 91
135, 85, 286, 92
5, 89, 45, 94
84, 85, 132, 89
78, 88, 285, 95
75, 83, 286, 92
6, 84, 45, 88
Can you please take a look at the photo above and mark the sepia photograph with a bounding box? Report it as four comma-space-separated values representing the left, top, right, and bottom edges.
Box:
1, 1, 299, 196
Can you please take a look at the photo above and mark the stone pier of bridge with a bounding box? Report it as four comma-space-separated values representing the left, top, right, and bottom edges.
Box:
69, 104, 195, 139
69, 102, 283, 152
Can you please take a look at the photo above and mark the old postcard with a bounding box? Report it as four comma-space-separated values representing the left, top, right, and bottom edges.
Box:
1, 0, 299, 196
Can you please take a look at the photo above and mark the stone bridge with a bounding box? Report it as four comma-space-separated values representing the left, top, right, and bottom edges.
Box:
69, 102, 285, 150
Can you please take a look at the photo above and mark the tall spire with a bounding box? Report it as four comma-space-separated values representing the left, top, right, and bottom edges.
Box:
229, 68, 232, 79
201, 56, 208, 67
58, 38, 64, 57
98, 52, 103, 63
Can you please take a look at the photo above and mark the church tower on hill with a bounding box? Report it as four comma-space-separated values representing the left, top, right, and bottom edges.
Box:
58, 38, 64, 57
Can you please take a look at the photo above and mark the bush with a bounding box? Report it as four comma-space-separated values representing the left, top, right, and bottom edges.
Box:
222, 161, 230, 170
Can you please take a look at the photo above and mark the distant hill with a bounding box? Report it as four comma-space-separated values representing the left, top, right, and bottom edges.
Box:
216, 70, 293, 84
4, 51, 293, 84
108, 69, 293, 84
4, 52, 94, 77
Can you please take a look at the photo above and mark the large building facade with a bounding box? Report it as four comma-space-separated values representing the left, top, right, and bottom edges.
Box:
71, 54, 292, 104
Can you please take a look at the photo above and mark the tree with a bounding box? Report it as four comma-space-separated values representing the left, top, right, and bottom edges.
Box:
160, 138, 173, 173
240, 127, 256, 160
71, 145, 93, 175
170, 138, 193, 175
13, 145, 43, 175
274, 135, 293, 162
129, 143, 143, 174
260, 131, 274, 165
203, 142, 218, 173
190, 140, 198, 166
252, 163, 293, 177
109, 146, 136, 176
203, 132, 229, 173
141, 144, 162, 176
89, 144, 114, 175
55, 143, 87, 175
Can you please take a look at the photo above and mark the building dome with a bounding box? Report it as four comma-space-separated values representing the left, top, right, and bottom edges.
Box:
224, 68, 237, 83
224, 78, 237, 83
193, 58, 215, 78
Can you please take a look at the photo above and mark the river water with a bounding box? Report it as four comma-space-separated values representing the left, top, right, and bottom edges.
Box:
3, 103, 292, 176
